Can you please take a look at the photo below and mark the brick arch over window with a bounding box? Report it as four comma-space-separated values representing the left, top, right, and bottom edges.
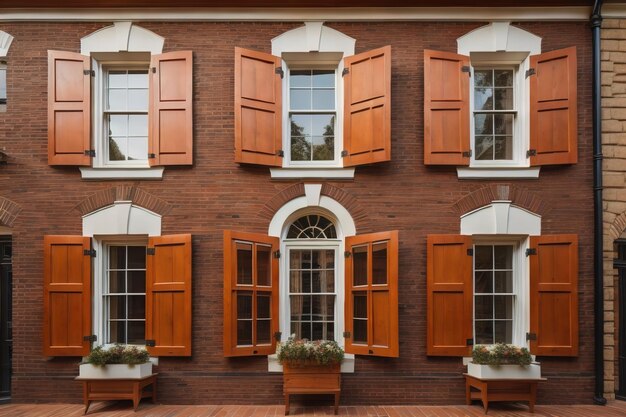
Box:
259, 183, 368, 232
608, 211, 626, 241
73, 185, 172, 217
0, 196, 21, 227
452, 184, 550, 217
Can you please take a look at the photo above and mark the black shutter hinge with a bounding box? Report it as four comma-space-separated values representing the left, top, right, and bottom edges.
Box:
466, 338, 474, 346
148, 153, 156, 159
526, 149, 537, 158
526, 332, 537, 341
342, 68, 349, 77
525, 68, 536, 78
277, 150, 284, 157
84, 150, 95, 157
83, 334, 97, 342
151, 67, 156, 74
83, 69, 95, 76
341, 150, 348, 157
275, 67, 284, 78
467, 248, 473, 256
461, 66, 471, 76
343, 331, 351, 338
525, 248, 537, 257
462, 150, 472, 158
146, 248, 156, 256
344, 251, 351, 258
274, 331, 282, 341
83, 249, 96, 257
273, 250, 281, 259
145, 339, 156, 347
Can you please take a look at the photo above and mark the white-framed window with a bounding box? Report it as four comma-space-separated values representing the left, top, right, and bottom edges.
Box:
0, 60, 6, 112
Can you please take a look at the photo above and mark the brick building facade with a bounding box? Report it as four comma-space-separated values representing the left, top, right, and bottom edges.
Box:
0, 3, 600, 406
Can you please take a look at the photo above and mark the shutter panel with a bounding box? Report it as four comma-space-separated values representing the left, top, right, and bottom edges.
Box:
43, 236, 92, 356
426, 235, 473, 356
234, 48, 282, 166
146, 234, 192, 356
48, 50, 91, 166
344, 231, 398, 357
343, 46, 391, 167
149, 51, 193, 166
223, 230, 279, 357
529, 46, 577, 166
529, 235, 578, 356
424, 50, 470, 166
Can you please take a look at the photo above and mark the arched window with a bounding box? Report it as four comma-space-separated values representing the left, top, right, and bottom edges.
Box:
286, 214, 337, 239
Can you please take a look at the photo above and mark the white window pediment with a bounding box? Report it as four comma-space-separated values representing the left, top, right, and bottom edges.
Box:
460, 201, 541, 236
81, 21, 164, 56
82, 200, 161, 237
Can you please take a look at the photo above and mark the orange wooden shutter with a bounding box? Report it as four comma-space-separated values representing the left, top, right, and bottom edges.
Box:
343, 46, 391, 167
344, 231, 398, 357
234, 48, 282, 166
149, 51, 193, 166
223, 230, 279, 357
426, 235, 473, 356
529, 47, 577, 166
48, 50, 91, 166
529, 235, 578, 356
424, 50, 470, 166
43, 235, 92, 356
146, 234, 192, 356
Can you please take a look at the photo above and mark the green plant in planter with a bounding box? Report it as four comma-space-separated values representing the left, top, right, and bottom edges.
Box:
87, 345, 150, 367
472, 343, 532, 366
277, 336, 344, 366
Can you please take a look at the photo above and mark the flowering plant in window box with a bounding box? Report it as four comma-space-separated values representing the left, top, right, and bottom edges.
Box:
468, 344, 541, 379
277, 336, 344, 366
79, 345, 152, 379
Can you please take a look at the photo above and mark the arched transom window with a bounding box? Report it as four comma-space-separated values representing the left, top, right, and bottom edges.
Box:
286, 214, 337, 239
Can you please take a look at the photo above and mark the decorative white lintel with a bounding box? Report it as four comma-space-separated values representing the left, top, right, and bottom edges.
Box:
304, 184, 322, 207
81, 21, 164, 56
80, 167, 164, 180
460, 201, 541, 236
0, 31, 14, 56
457, 22, 541, 56
82, 200, 162, 237
270, 168, 355, 180
456, 167, 540, 180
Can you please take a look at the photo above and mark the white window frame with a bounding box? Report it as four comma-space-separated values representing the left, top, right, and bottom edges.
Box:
0, 60, 6, 112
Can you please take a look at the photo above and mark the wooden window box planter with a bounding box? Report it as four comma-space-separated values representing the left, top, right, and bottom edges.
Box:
464, 373, 546, 414
282, 362, 340, 415
75, 373, 158, 414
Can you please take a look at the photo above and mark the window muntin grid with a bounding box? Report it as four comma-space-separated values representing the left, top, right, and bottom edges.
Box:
104, 68, 149, 164
104, 245, 146, 345
289, 70, 336, 162
473, 68, 515, 161
0, 61, 6, 107
286, 215, 337, 239
473, 244, 515, 345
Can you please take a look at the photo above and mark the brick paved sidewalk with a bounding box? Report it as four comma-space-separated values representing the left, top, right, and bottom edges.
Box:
1, 401, 625, 417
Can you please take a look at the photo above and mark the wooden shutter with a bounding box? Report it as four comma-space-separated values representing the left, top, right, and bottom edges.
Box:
343, 46, 391, 167
529, 235, 578, 356
43, 235, 92, 356
149, 51, 193, 166
48, 50, 91, 166
146, 234, 192, 356
344, 231, 398, 357
424, 50, 470, 165
426, 235, 473, 356
529, 47, 577, 166
234, 48, 282, 166
223, 230, 279, 357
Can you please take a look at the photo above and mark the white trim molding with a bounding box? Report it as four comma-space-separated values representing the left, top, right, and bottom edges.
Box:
0, 31, 14, 56
270, 168, 355, 179
81, 21, 164, 56
456, 167, 540, 179
80, 167, 164, 180
460, 201, 541, 236
457, 22, 541, 56
82, 200, 162, 237
0, 7, 592, 22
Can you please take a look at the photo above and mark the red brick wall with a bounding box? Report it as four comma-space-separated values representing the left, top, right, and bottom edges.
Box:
0, 20, 594, 404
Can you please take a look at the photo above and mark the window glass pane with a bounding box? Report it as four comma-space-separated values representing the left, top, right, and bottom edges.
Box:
494, 137, 513, 160
128, 70, 149, 88
312, 270, 334, 293
475, 271, 493, 294
322, 250, 335, 268
108, 89, 127, 110
292, 271, 311, 293
128, 89, 148, 110
494, 246, 513, 269
494, 271, 513, 293
108, 71, 127, 88
290, 70, 311, 88
312, 90, 335, 110
108, 115, 128, 137
312, 70, 335, 88
312, 136, 334, 161
474, 114, 493, 135
353, 245, 368, 286
127, 246, 146, 269
494, 320, 513, 344
108, 320, 125, 344
127, 271, 146, 293
127, 138, 148, 161
257, 320, 271, 344
257, 294, 270, 319
237, 321, 252, 346
109, 246, 126, 269
474, 295, 493, 320
129, 115, 148, 137
109, 137, 127, 161
291, 115, 311, 137
475, 136, 493, 161
256, 245, 271, 287
312, 295, 335, 321
494, 114, 513, 135
474, 70, 492, 87
494, 88, 513, 110
237, 292, 252, 319
291, 321, 311, 340
290, 90, 311, 110
494, 295, 513, 319
290, 295, 305, 321
475, 321, 493, 345
291, 136, 311, 161
300, 296, 312, 321
494, 70, 513, 87
127, 321, 145, 345
353, 293, 367, 319
128, 295, 145, 320
474, 246, 492, 270
109, 295, 125, 320
311, 114, 334, 136
372, 242, 388, 285
474, 87, 493, 111
108, 271, 125, 293
0, 67, 6, 102
236, 243, 253, 285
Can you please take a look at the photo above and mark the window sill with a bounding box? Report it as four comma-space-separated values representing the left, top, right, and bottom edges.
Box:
268, 353, 355, 373
270, 168, 355, 180
456, 167, 540, 180
80, 167, 164, 180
